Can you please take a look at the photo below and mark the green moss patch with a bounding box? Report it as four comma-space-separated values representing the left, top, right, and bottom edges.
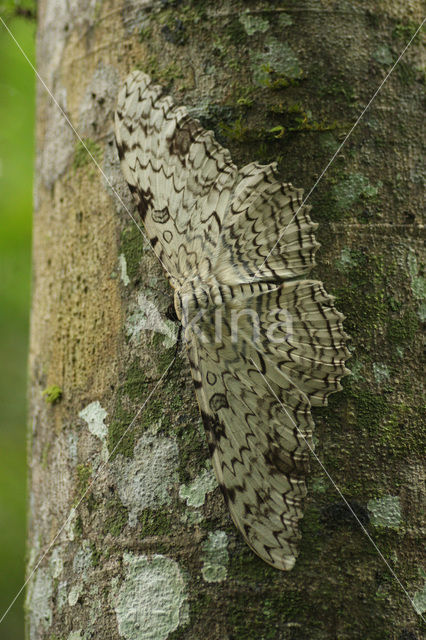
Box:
73, 139, 102, 170
107, 398, 136, 459
102, 498, 128, 536
120, 225, 144, 283
139, 507, 174, 537
42, 385, 62, 404
76, 463, 92, 498
387, 309, 419, 345
333, 251, 388, 342
120, 358, 148, 401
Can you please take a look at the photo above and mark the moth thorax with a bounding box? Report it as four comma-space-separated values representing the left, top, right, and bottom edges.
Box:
174, 276, 228, 326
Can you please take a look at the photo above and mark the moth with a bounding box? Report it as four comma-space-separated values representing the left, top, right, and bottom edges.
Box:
115, 71, 350, 570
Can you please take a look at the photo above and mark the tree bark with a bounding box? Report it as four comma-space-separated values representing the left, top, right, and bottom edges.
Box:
27, 1, 425, 639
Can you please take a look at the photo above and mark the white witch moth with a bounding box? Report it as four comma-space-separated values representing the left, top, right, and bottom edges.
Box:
115, 71, 350, 570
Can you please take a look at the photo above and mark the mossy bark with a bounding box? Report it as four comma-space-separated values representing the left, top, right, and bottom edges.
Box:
27, 1, 424, 639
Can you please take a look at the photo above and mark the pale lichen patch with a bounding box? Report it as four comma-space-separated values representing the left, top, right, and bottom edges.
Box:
348, 359, 366, 382
373, 44, 393, 65
114, 553, 188, 640
179, 468, 218, 507
413, 569, 426, 615
372, 363, 390, 384
332, 173, 381, 213
239, 12, 269, 35
311, 477, 327, 494
336, 247, 358, 272
367, 495, 402, 528
88, 584, 101, 626
38, 0, 70, 83
65, 507, 78, 541
79, 401, 109, 459
57, 581, 68, 611
26, 568, 53, 638
79, 400, 108, 440
119, 253, 130, 286
67, 430, 79, 465
126, 292, 177, 348
112, 433, 179, 527
180, 509, 204, 525
49, 546, 64, 579
68, 583, 83, 606
278, 13, 293, 27
79, 62, 120, 138
68, 631, 85, 640
201, 530, 229, 583
72, 541, 93, 582
251, 37, 301, 86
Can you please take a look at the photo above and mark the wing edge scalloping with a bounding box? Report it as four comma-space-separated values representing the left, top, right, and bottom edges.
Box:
114, 70, 240, 283
186, 332, 313, 572
114, 71, 352, 571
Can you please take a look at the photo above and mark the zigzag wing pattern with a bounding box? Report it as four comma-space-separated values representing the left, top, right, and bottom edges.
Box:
213, 162, 318, 285
115, 71, 351, 570
185, 280, 349, 570
115, 70, 237, 288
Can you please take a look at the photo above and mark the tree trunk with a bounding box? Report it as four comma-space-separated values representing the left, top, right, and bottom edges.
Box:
27, 1, 424, 639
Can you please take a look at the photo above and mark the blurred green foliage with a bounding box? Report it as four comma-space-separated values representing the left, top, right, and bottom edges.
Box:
0, 1, 36, 20
0, 6, 35, 638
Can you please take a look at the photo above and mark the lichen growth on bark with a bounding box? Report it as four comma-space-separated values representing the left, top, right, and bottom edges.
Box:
111, 433, 179, 527
179, 468, 217, 507
114, 553, 189, 640
201, 530, 229, 583
367, 495, 402, 528
29, 1, 425, 638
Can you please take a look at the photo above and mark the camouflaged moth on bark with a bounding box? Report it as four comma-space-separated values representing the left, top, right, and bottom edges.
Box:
115, 71, 350, 570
